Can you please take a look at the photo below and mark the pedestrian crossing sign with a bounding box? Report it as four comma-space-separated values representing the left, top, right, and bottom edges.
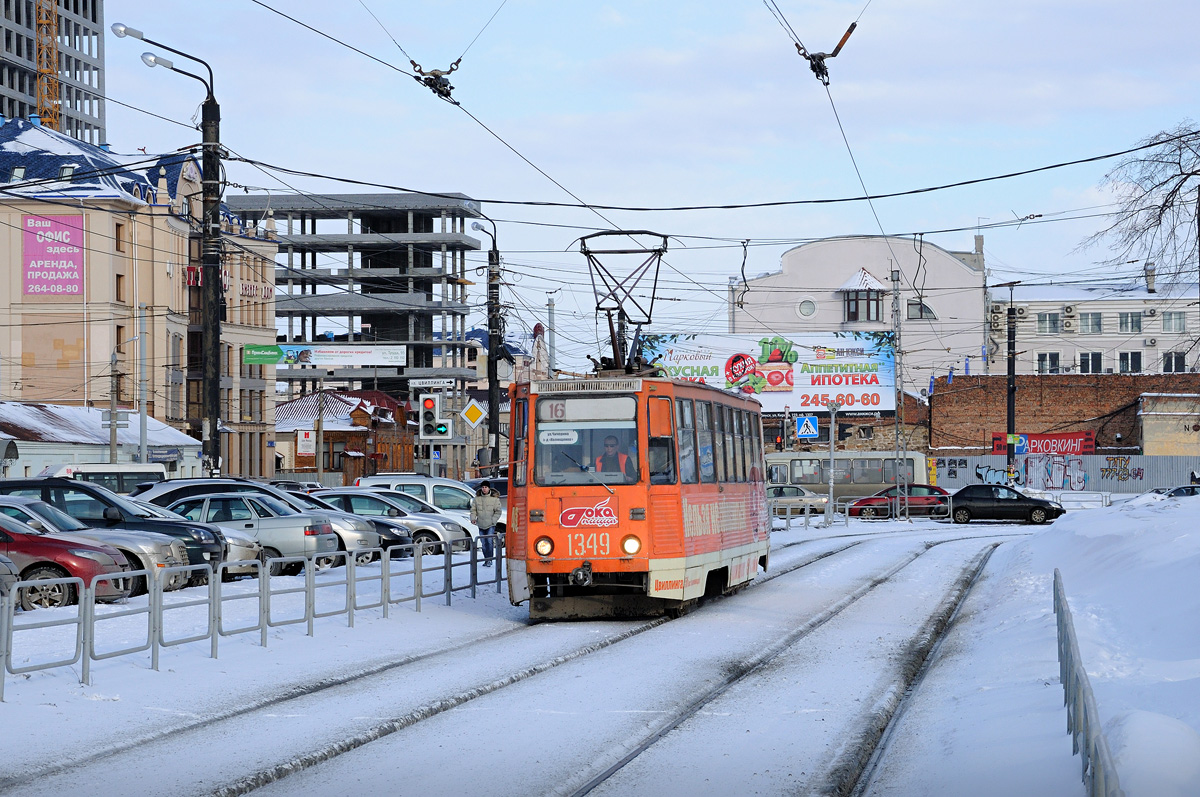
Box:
796, 415, 819, 438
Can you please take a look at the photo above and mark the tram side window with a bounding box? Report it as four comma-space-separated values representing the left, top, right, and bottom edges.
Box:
883, 458, 916, 484
711, 404, 726, 482
791, 458, 822, 484
723, 406, 737, 482
695, 401, 716, 483
647, 396, 677, 485
750, 412, 764, 481
512, 399, 528, 487
676, 398, 698, 484
739, 410, 751, 482
767, 463, 788, 484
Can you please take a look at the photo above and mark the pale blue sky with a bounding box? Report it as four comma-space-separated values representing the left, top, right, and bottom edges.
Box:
103, 0, 1200, 367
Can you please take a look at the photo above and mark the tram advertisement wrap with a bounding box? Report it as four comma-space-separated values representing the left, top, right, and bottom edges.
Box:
23, 214, 84, 297
645, 331, 895, 414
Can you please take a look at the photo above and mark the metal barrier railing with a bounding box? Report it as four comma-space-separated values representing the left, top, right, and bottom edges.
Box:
0, 535, 509, 699
1054, 568, 1124, 797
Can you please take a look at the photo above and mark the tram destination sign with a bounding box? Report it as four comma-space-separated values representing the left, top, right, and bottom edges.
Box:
644, 331, 895, 414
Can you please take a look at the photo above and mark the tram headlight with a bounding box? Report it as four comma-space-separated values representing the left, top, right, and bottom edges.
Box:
621, 535, 642, 555
534, 537, 554, 556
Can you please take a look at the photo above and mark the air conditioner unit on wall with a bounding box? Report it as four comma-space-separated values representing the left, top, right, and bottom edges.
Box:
1144, 308, 1158, 316
1015, 306, 1028, 317
1063, 304, 1076, 315
990, 320, 1004, 332
990, 303, 1006, 315
1062, 318, 1076, 332
1144, 338, 1158, 347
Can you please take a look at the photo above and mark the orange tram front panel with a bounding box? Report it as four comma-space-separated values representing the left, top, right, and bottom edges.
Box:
506, 376, 770, 620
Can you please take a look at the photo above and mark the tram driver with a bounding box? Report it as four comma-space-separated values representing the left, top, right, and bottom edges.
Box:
595, 435, 638, 482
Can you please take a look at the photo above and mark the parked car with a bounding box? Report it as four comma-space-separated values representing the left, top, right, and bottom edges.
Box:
0, 553, 18, 601
949, 484, 1065, 525
313, 488, 472, 552
0, 478, 226, 580
0, 495, 189, 596
131, 499, 263, 579
1150, 485, 1200, 498
352, 474, 482, 534
287, 491, 413, 553
131, 478, 380, 560
166, 493, 339, 575
0, 513, 130, 610
848, 484, 950, 519
766, 484, 828, 517
270, 479, 324, 492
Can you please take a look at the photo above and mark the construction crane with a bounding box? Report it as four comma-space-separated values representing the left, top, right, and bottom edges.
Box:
35, 0, 61, 130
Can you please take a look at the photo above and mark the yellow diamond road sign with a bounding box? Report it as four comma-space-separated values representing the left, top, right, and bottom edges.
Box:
460, 399, 486, 429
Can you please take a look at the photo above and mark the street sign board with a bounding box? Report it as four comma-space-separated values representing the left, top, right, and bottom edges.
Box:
297, 430, 316, 455
795, 415, 819, 438
410, 378, 455, 388
460, 399, 486, 429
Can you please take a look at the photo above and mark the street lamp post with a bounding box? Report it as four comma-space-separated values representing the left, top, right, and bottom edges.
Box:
994, 281, 1021, 486
472, 219, 502, 476
113, 23, 223, 476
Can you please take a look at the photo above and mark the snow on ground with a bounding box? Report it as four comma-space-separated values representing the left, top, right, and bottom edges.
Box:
2, 498, 1199, 796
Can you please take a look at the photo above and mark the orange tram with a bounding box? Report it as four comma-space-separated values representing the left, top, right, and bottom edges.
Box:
506, 376, 771, 620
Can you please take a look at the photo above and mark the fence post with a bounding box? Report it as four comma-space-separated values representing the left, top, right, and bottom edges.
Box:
381, 551, 391, 619
347, 556, 356, 629
414, 546, 423, 613
445, 544, 453, 606
81, 580, 94, 686
210, 568, 220, 660
497, 534, 505, 594
0, 588, 8, 702
470, 537, 478, 599
306, 561, 315, 637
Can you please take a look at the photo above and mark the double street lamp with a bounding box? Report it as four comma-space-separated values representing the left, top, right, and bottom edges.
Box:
112, 23, 223, 476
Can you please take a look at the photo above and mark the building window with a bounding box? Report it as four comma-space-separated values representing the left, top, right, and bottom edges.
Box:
8, 165, 24, 182
115, 325, 126, 354
1118, 312, 1142, 333
1163, 311, 1186, 333
1037, 352, 1060, 374
844, 291, 881, 322
1163, 352, 1187, 373
1079, 312, 1102, 334
58, 165, 75, 180
1079, 352, 1102, 374
114, 274, 125, 303
1119, 351, 1142, 373
114, 221, 126, 252
906, 299, 936, 320
796, 298, 818, 318
1036, 312, 1061, 334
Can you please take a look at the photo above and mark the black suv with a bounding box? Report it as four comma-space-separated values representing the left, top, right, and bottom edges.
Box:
0, 478, 226, 573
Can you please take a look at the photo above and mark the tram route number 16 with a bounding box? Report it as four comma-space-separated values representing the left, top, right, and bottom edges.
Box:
566, 532, 610, 557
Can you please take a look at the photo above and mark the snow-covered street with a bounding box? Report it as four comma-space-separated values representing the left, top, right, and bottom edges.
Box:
3, 497, 1199, 796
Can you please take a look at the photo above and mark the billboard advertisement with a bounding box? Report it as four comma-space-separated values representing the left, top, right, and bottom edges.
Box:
990, 431, 1095, 455
242, 344, 407, 367
645, 331, 895, 415
23, 215, 84, 297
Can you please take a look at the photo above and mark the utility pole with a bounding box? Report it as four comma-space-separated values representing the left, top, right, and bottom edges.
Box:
472, 218, 502, 476
139, 303, 148, 465
316, 378, 326, 484
113, 22, 223, 477
547, 294, 556, 376
109, 351, 119, 463
995, 281, 1021, 486
891, 266, 906, 518
824, 400, 841, 526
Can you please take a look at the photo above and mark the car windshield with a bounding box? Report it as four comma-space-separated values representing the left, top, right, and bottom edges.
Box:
373, 490, 439, 514
29, 500, 91, 530
253, 495, 297, 516
83, 481, 159, 517
291, 493, 337, 511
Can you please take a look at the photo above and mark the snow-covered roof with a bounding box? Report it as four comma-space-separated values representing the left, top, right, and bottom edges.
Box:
1002, 281, 1199, 303
274, 391, 380, 434
0, 401, 199, 446
835, 268, 889, 292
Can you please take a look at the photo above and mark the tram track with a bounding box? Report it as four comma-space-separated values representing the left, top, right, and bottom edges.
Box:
4, 531, 1014, 796
563, 539, 999, 796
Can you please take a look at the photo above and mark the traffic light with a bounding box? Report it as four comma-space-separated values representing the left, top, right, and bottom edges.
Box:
775, 435, 784, 451
418, 393, 452, 441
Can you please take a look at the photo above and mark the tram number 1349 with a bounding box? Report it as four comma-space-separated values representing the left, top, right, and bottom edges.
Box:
566, 532, 610, 557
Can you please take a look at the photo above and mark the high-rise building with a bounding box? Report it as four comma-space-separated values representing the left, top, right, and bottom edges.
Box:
0, 0, 106, 144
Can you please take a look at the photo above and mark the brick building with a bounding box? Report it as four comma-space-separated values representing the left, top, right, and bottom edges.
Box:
928, 374, 1200, 455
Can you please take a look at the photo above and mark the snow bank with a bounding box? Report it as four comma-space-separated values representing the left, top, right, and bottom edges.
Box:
1012, 496, 1200, 795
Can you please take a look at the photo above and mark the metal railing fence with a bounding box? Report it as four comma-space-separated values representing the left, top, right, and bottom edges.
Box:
0, 531, 505, 700
1053, 568, 1124, 797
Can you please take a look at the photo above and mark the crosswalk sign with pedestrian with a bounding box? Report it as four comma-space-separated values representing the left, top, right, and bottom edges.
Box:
796, 415, 819, 438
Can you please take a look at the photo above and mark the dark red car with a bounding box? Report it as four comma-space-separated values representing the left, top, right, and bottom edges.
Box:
0, 514, 129, 610
848, 484, 950, 519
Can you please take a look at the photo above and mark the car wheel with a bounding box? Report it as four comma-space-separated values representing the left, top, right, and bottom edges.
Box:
312, 555, 337, 572
121, 552, 147, 596
354, 550, 376, 567
860, 506, 886, 519
1029, 507, 1047, 525
413, 531, 443, 555
263, 547, 287, 577
19, 566, 75, 611
953, 508, 972, 524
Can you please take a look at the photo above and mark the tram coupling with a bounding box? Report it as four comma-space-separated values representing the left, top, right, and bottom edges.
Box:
570, 561, 594, 588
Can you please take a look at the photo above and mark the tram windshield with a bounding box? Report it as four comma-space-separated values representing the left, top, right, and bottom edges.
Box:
535, 395, 639, 485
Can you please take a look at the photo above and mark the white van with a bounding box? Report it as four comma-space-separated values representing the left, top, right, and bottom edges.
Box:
353, 474, 484, 533
37, 463, 167, 495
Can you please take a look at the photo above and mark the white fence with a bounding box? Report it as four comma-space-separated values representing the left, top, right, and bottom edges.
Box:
0, 534, 504, 701
1054, 568, 1123, 797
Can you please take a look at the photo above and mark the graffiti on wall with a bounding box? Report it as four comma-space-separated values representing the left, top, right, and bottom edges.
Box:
975, 464, 1022, 486
1099, 456, 1144, 482
1024, 454, 1088, 491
